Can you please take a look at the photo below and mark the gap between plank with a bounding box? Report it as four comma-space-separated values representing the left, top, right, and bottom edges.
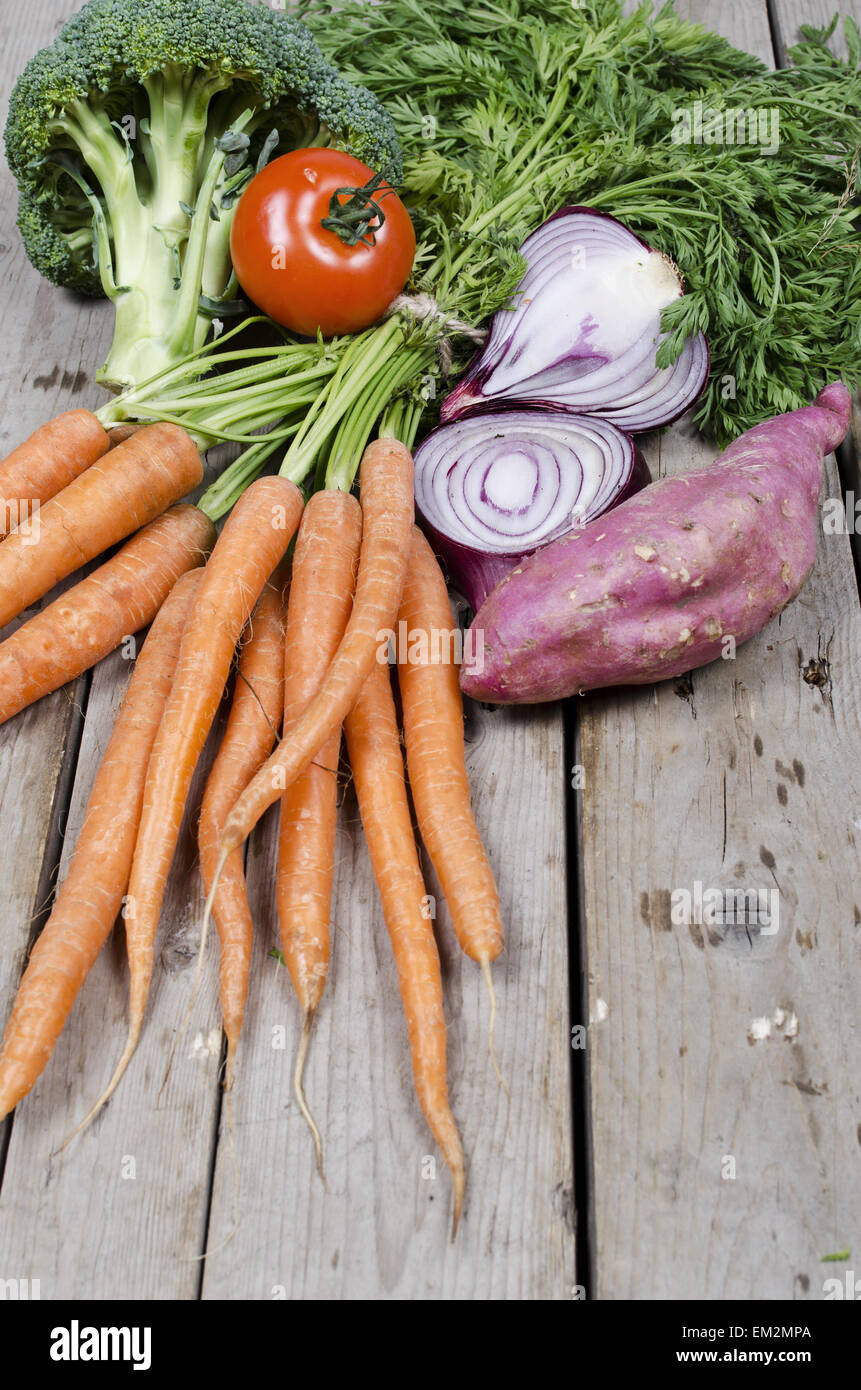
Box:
836, 437, 861, 600
765, 0, 789, 65
196, 1031, 230, 1297
565, 698, 594, 1298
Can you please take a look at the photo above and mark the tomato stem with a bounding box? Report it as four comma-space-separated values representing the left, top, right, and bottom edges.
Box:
320, 170, 393, 248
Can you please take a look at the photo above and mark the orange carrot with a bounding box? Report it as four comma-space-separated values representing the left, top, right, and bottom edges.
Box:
0, 410, 110, 539
0, 504, 215, 726
0, 421, 203, 629
277, 489, 363, 1165
396, 527, 504, 1078
0, 568, 202, 1122
344, 661, 465, 1236
219, 437, 414, 857
70, 476, 304, 1131
199, 570, 287, 1087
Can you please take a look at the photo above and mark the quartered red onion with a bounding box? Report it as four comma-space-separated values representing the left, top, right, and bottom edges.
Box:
414, 409, 648, 610
441, 207, 709, 431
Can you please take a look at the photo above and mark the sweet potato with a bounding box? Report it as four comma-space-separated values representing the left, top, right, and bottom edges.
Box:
460, 383, 851, 704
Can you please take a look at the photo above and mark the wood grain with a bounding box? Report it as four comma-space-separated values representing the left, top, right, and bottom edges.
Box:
2, 0, 859, 1304
584, 0, 861, 1301
201, 699, 574, 1300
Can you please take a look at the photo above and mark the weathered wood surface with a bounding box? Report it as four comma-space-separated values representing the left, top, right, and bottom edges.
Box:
200, 703, 572, 1300
585, 0, 861, 1300
0, 0, 573, 1299
0, 651, 224, 1299
1, 0, 859, 1303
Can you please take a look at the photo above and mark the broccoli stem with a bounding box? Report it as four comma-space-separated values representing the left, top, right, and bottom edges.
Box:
168, 107, 255, 361
62, 77, 261, 391
103, 82, 214, 387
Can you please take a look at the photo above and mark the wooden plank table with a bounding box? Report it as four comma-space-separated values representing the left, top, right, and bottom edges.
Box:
0, 0, 858, 1301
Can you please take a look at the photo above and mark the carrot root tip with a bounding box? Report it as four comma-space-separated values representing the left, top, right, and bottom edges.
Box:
293, 1008, 327, 1189
224, 1038, 238, 1093
55, 1021, 141, 1152
202, 848, 229, 944
451, 1173, 465, 1242
480, 956, 507, 1096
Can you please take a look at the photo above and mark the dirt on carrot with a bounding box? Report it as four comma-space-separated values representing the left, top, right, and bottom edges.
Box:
106, 423, 143, 448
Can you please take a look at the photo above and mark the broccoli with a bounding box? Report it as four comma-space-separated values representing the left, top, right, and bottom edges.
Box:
5, 0, 401, 390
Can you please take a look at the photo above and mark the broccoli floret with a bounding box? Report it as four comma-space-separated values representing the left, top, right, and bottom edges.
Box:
5, 0, 401, 390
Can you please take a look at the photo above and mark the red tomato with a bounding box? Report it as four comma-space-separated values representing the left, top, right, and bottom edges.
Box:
229, 148, 416, 337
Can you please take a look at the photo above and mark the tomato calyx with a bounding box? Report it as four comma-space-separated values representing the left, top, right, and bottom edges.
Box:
320, 170, 394, 248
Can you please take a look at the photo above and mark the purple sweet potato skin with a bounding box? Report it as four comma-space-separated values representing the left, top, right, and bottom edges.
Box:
460, 384, 851, 704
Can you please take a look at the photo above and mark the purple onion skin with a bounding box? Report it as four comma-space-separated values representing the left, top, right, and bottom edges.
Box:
419, 441, 651, 613
460, 384, 851, 704
417, 520, 520, 614
441, 372, 709, 432
442, 205, 710, 430
542, 204, 656, 244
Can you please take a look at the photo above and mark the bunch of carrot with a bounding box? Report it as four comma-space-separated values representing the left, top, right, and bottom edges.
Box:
0, 409, 503, 1235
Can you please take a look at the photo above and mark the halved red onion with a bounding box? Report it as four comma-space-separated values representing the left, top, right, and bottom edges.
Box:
441, 207, 709, 431
414, 409, 649, 610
